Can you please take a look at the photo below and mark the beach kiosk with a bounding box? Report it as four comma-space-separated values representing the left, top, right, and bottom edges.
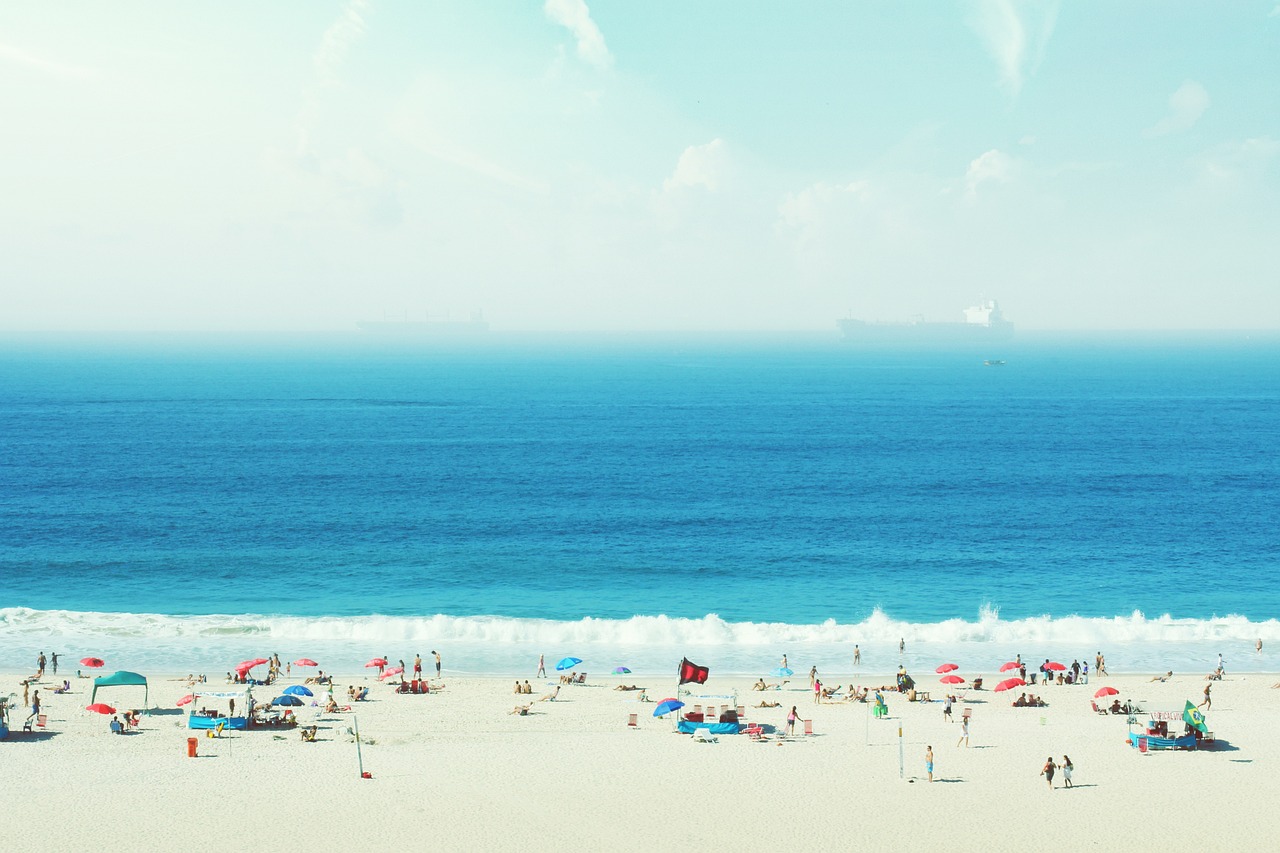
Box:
187, 687, 252, 731
91, 671, 149, 713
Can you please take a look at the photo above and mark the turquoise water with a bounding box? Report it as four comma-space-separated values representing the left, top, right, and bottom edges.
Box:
2, 333, 1277, 675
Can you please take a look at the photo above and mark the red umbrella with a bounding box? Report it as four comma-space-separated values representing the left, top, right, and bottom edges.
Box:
176, 694, 194, 706
365, 658, 388, 668
379, 666, 404, 680
994, 677, 1026, 692
236, 658, 268, 672
293, 658, 319, 667
999, 661, 1021, 672
936, 663, 959, 673
86, 703, 116, 715
1094, 686, 1119, 698
80, 657, 105, 668
940, 675, 965, 685
1045, 662, 1066, 671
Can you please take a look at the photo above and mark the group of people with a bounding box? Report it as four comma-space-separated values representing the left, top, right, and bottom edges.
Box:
1012, 693, 1047, 708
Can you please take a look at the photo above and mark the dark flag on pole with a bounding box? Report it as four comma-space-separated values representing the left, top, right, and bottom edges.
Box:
678, 658, 710, 685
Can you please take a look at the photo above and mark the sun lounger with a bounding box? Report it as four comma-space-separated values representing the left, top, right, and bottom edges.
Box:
1091, 701, 1108, 716
744, 725, 764, 740
693, 727, 718, 743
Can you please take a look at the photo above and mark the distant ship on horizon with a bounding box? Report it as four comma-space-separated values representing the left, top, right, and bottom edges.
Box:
837, 300, 1014, 344
357, 311, 489, 336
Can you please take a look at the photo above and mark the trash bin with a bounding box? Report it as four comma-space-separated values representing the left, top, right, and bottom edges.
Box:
187, 737, 198, 758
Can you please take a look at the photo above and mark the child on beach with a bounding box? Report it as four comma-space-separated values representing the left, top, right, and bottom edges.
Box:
786, 706, 800, 736
925, 746, 934, 783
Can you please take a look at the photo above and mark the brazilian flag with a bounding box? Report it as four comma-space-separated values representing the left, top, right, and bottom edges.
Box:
1183, 700, 1208, 733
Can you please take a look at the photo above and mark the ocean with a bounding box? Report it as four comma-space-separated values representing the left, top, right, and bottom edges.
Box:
2, 332, 1278, 679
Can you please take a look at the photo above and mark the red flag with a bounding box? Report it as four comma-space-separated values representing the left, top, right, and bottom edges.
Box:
679, 658, 709, 685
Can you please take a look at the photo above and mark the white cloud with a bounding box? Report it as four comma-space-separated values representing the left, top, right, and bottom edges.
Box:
1198, 136, 1279, 183
777, 180, 869, 232
662, 139, 726, 193
1144, 81, 1210, 137
314, 0, 370, 85
965, 149, 1017, 197
969, 0, 1059, 96
544, 0, 612, 69
0, 42, 99, 81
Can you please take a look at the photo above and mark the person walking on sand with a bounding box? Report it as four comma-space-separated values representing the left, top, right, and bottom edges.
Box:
957, 716, 970, 747
433, 650, 442, 678
1061, 755, 1074, 788
854, 645, 861, 666
813, 679, 822, 704
50, 653, 58, 675
37, 652, 46, 679
786, 706, 800, 736
1217, 652, 1225, 674
1040, 756, 1056, 790
943, 694, 953, 723
1096, 652, 1107, 676
1200, 683, 1212, 710
536, 654, 546, 677
925, 746, 934, 783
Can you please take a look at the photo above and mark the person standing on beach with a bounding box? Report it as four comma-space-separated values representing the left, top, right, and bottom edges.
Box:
1040, 756, 1056, 789
1096, 652, 1107, 675
925, 746, 934, 783
433, 650, 442, 678
537, 654, 546, 677
943, 695, 953, 722
50, 653, 58, 675
1061, 755, 1074, 788
1217, 653, 1225, 674
899, 638, 905, 655
809, 666, 817, 687
37, 652, 46, 678
957, 716, 970, 747
414, 654, 423, 679
786, 706, 800, 736
813, 679, 822, 704
30, 690, 40, 724
853, 645, 861, 666
377, 657, 386, 677
1081, 662, 1088, 684
781, 654, 788, 669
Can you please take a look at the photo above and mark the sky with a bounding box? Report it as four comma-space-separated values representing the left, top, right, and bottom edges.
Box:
1, 1, 1278, 332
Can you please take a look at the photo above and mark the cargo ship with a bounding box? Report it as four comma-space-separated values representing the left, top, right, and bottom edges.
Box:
837, 300, 1013, 344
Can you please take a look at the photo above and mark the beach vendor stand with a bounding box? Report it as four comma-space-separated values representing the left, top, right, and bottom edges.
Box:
673, 658, 742, 735
187, 686, 253, 731
91, 671, 149, 714
1127, 704, 1204, 751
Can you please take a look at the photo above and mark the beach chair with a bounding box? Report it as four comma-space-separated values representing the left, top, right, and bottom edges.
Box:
736, 705, 745, 718
693, 727, 717, 743
962, 707, 972, 723
692, 705, 702, 716
627, 713, 638, 727
744, 725, 764, 741
36, 714, 47, 728
1091, 701, 1108, 716
803, 719, 814, 735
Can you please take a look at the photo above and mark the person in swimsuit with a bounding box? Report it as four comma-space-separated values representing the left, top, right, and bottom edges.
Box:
1041, 756, 1056, 789
786, 706, 800, 736
854, 645, 861, 666
925, 746, 934, 783
433, 651, 442, 678
1061, 755, 1074, 788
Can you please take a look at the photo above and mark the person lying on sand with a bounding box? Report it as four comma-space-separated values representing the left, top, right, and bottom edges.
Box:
1151, 671, 1173, 682
755, 701, 781, 708
537, 686, 560, 702
614, 684, 645, 691
510, 704, 531, 715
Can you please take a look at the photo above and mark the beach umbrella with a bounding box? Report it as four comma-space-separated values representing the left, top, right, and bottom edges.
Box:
653, 699, 685, 717
556, 657, 582, 672
771, 667, 794, 678
1094, 686, 1120, 698
86, 703, 115, 715
994, 677, 1026, 693
236, 658, 268, 673
272, 695, 304, 707
940, 675, 965, 685
999, 662, 1021, 672
1045, 662, 1066, 671
365, 658, 388, 668
80, 657, 105, 668
176, 695, 194, 707
613, 666, 631, 674
283, 685, 313, 697
379, 666, 404, 680
293, 658, 319, 667
936, 663, 959, 673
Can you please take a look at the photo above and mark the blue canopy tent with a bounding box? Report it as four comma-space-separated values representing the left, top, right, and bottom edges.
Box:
90, 671, 148, 713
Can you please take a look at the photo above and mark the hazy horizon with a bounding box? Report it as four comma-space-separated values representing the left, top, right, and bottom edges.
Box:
3, 2, 1278, 333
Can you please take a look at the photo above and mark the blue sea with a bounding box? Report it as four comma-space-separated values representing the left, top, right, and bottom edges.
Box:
2, 333, 1278, 678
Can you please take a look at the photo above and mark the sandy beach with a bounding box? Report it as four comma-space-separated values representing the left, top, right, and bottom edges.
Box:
4, 666, 1279, 850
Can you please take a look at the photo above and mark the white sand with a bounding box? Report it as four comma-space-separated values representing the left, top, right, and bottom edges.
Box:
3, 669, 1279, 850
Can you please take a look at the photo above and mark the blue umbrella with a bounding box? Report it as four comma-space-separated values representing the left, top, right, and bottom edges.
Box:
272, 695, 304, 706
283, 685, 313, 697
613, 666, 631, 674
653, 699, 685, 718
556, 657, 583, 672
771, 667, 794, 678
